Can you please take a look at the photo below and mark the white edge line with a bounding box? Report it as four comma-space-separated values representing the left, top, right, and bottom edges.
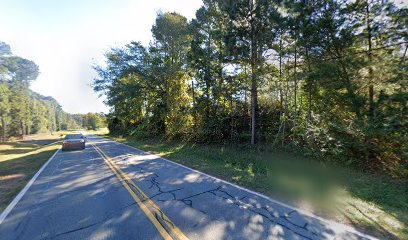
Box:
0, 147, 61, 225
94, 134, 379, 240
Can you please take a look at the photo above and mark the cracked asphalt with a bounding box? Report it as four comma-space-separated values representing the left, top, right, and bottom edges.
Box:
0, 135, 373, 240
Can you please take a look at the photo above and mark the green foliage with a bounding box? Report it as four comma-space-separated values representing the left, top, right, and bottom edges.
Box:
84, 113, 107, 130
93, 2, 408, 177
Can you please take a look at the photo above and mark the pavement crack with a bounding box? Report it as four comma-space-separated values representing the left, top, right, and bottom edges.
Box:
52, 220, 103, 238
287, 210, 297, 216
209, 186, 317, 240
180, 186, 222, 201
48, 198, 138, 239
105, 155, 318, 239
149, 188, 183, 200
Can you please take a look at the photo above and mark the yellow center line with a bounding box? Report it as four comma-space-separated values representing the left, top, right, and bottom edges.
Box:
91, 143, 189, 240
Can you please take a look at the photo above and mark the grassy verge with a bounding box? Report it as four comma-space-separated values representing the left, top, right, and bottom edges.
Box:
106, 135, 407, 240
85, 128, 109, 135
0, 131, 71, 211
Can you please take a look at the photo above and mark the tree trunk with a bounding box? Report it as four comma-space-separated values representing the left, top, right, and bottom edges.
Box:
308, 88, 312, 126
251, 60, 257, 145
144, 92, 149, 117
279, 34, 283, 124
366, 1, 374, 119
205, 31, 211, 120
229, 77, 234, 141
250, 3, 258, 145
20, 121, 25, 139
293, 44, 297, 142
305, 47, 312, 129
244, 65, 249, 121
282, 68, 290, 147
401, 44, 407, 63
191, 80, 195, 109
1, 114, 6, 143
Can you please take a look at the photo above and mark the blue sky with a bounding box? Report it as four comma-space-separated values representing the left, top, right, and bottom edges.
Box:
0, 0, 202, 114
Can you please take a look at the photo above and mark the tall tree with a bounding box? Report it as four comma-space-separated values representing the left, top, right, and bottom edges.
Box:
0, 82, 10, 142
150, 12, 192, 137
93, 3, 407, 175
189, 0, 233, 140
222, 0, 278, 144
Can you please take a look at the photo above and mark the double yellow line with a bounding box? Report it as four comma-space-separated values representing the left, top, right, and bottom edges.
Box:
91, 143, 189, 240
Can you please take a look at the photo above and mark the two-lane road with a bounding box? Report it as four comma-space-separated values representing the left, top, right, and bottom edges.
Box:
0, 135, 376, 240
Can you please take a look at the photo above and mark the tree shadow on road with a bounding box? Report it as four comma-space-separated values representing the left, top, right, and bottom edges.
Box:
115, 137, 407, 240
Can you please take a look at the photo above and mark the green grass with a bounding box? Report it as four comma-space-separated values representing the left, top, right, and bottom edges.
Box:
85, 127, 109, 135
0, 131, 71, 211
107, 135, 407, 240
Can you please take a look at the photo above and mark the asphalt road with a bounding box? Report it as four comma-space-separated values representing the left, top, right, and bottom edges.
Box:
0, 135, 375, 240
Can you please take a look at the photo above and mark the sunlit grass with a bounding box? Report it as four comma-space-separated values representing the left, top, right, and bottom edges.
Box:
106, 135, 407, 240
0, 131, 76, 162
84, 127, 109, 135
335, 193, 405, 240
1, 143, 56, 162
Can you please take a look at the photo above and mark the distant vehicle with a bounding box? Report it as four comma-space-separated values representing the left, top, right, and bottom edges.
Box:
62, 134, 86, 151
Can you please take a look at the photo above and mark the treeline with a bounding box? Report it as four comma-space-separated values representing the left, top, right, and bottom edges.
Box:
93, 0, 407, 176
81, 113, 107, 131
0, 41, 106, 141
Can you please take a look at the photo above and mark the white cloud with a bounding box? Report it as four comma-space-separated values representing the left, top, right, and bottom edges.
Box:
0, 0, 203, 114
